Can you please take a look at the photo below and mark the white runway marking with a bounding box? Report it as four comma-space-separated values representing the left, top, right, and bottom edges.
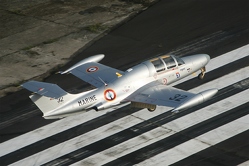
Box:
191, 66, 249, 93
9, 107, 170, 166
71, 90, 249, 166
238, 160, 249, 166
140, 112, 249, 165
0, 103, 130, 157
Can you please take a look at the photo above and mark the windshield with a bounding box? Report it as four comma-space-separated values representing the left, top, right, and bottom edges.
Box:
161, 55, 176, 69
174, 56, 185, 66
149, 55, 184, 72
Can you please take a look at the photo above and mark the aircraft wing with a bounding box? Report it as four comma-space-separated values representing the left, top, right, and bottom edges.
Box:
125, 84, 195, 108
69, 62, 124, 87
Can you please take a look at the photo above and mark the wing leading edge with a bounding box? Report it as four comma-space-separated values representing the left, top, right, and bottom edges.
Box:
69, 62, 124, 87
60, 54, 124, 88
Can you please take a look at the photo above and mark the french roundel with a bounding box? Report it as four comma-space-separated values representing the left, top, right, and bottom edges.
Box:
104, 89, 116, 101
162, 78, 167, 85
86, 66, 98, 72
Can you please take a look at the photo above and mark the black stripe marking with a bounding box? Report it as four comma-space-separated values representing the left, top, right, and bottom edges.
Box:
172, 130, 249, 166
0, 106, 139, 165
103, 103, 249, 166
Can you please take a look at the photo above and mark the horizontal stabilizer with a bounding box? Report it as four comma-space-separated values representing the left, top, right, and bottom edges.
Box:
21, 81, 68, 99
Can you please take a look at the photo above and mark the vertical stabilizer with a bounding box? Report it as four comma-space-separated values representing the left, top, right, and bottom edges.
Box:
30, 93, 74, 116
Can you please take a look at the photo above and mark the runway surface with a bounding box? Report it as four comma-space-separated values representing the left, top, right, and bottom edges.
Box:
0, 0, 249, 165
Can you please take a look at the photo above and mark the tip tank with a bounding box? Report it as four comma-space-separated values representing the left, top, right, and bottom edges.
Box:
60, 54, 105, 74
172, 88, 218, 112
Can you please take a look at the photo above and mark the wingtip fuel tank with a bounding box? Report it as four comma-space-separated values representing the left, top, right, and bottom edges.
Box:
60, 54, 105, 74
172, 88, 218, 112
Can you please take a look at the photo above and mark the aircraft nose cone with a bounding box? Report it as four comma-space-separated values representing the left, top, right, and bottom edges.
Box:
201, 54, 210, 65
204, 54, 210, 63
181, 54, 210, 68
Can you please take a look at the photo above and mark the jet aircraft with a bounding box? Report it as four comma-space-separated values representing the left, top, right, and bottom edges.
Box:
22, 54, 218, 119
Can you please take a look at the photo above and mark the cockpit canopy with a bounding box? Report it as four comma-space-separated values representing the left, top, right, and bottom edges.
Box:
150, 55, 185, 73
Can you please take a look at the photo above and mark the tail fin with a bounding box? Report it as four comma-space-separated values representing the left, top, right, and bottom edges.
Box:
22, 81, 74, 117
29, 93, 74, 117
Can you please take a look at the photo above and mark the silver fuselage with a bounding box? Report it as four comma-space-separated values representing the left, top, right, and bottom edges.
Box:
44, 54, 209, 118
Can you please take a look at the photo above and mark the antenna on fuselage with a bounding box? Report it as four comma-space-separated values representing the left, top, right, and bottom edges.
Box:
98, 77, 108, 86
